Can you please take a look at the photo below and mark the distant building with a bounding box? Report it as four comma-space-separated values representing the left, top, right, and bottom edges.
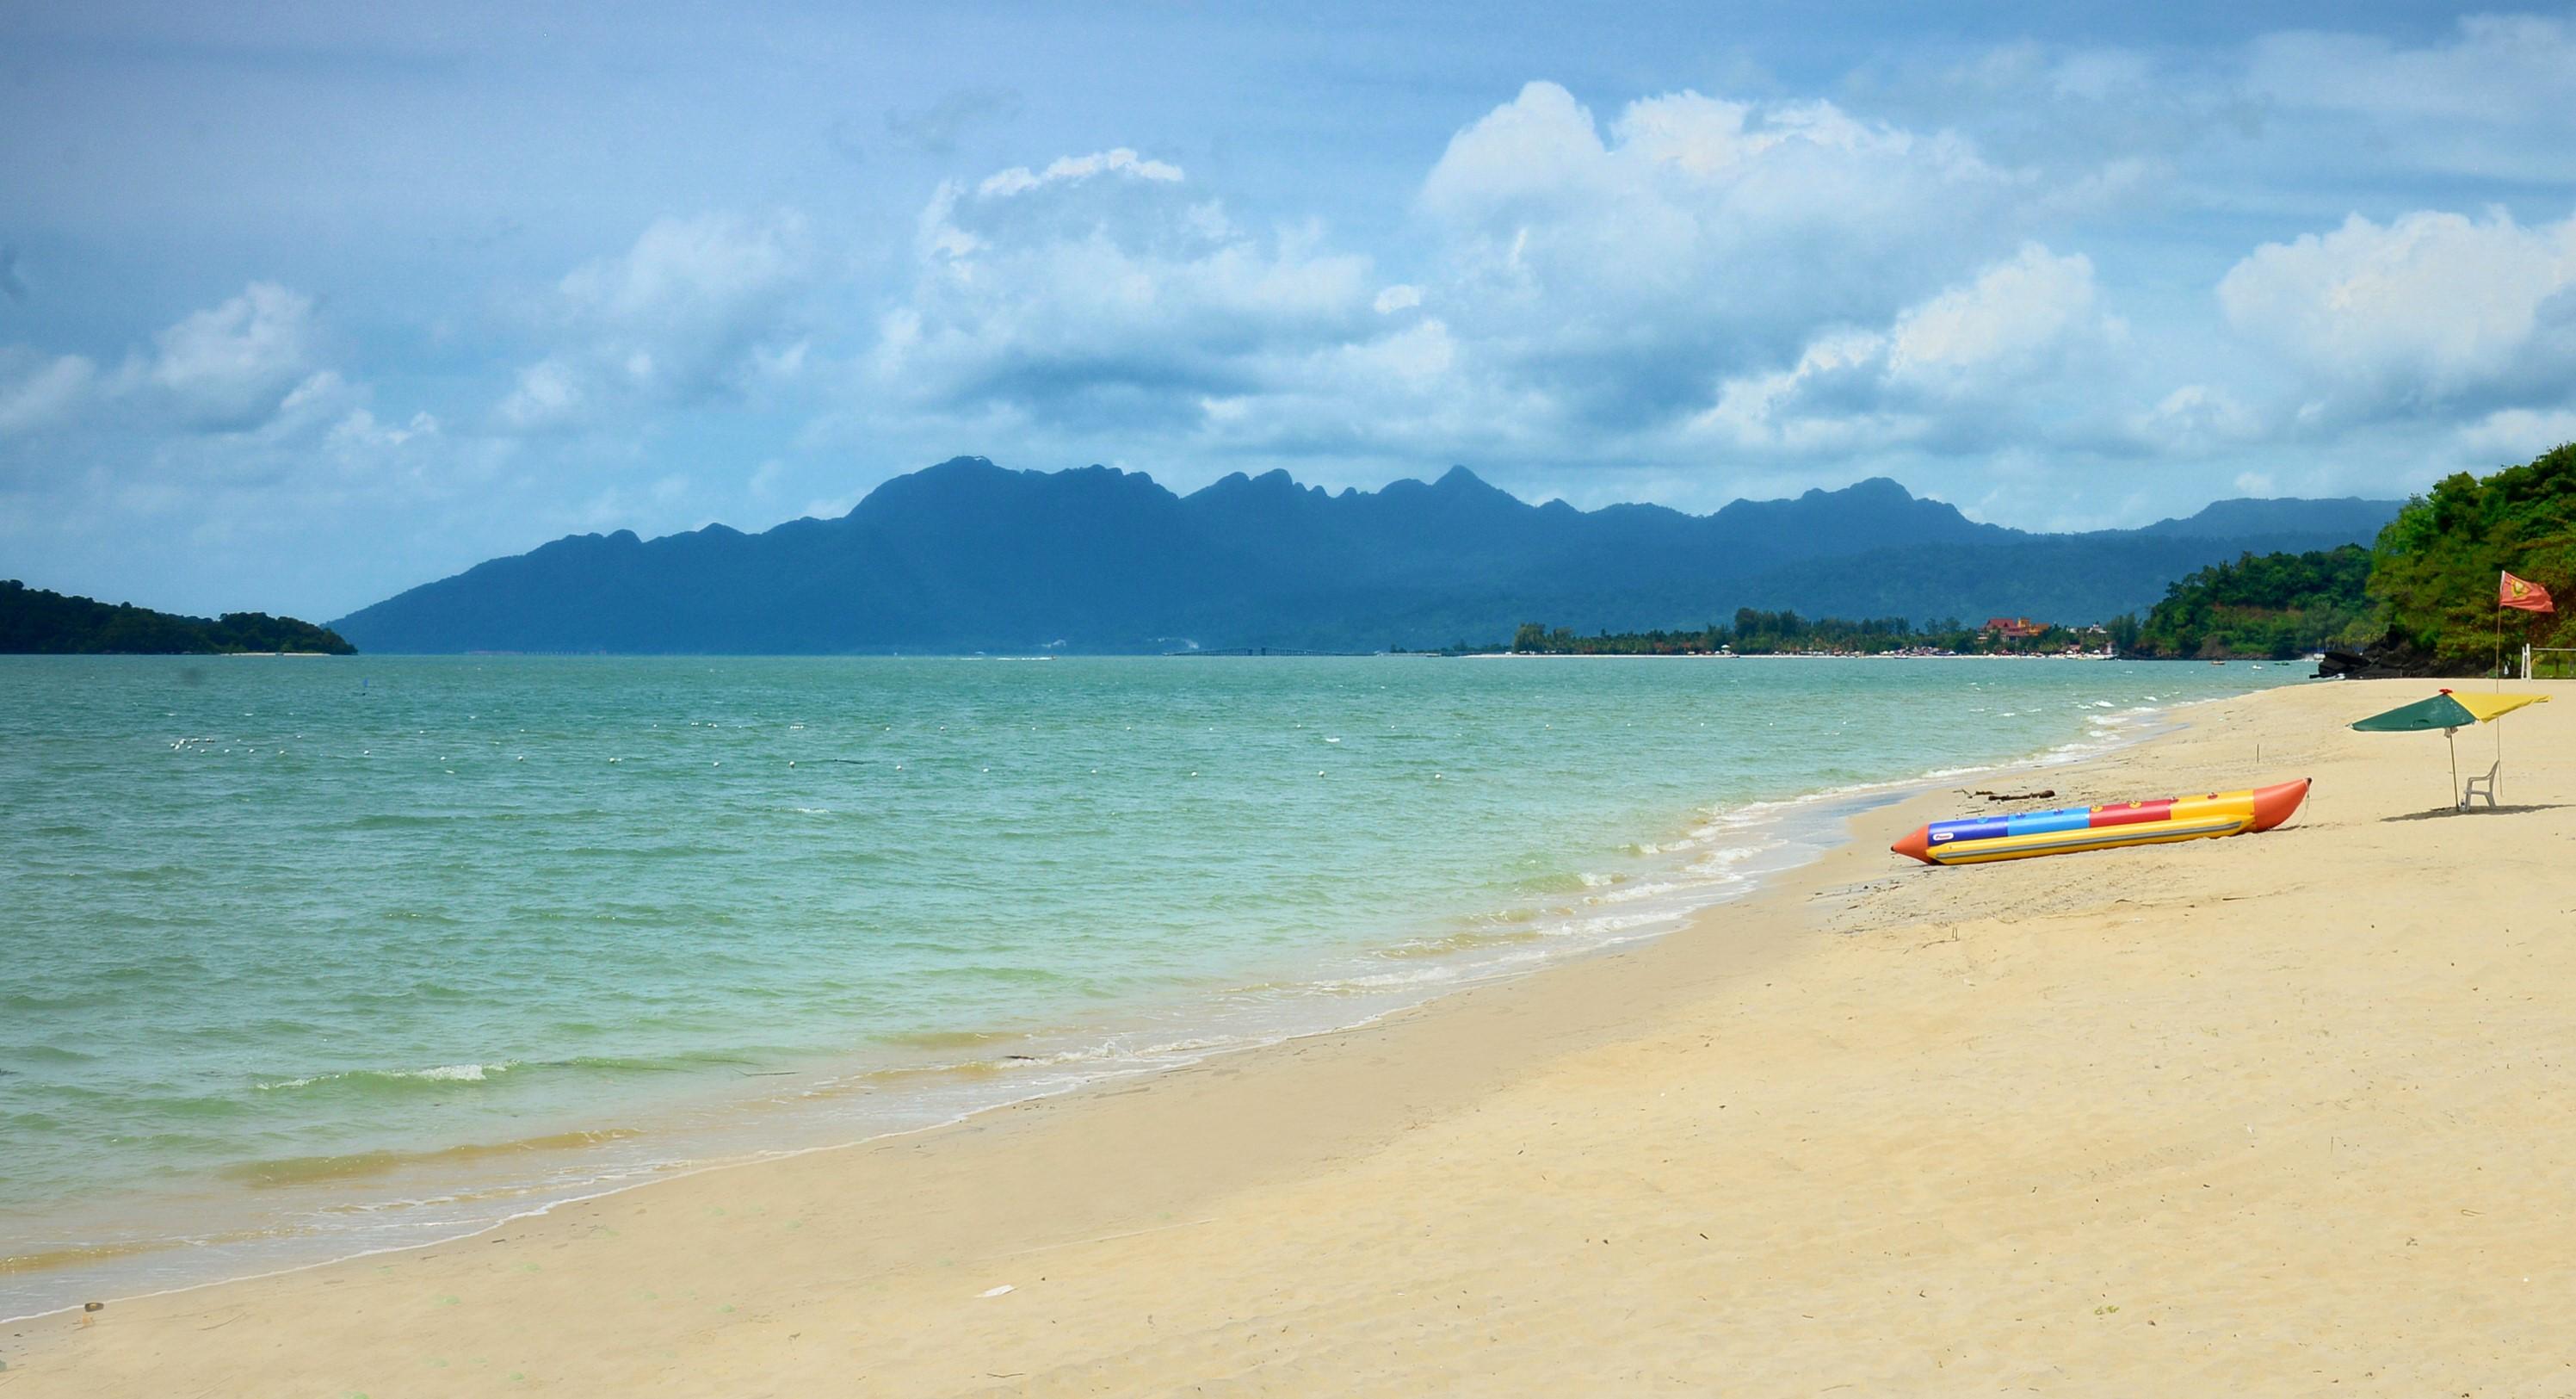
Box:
1981, 616, 2048, 640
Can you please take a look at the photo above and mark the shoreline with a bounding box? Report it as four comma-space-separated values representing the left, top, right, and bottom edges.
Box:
0, 684, 2208, 1324
24, 678, 2567, 1391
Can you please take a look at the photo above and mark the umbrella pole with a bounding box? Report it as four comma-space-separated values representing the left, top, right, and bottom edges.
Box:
2449, 728, 2459, 810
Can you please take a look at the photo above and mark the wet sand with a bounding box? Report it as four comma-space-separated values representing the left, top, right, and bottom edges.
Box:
9, 678, 2573, 1396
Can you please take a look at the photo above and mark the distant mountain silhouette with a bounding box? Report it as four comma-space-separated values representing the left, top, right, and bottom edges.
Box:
333, 458, 2401, 653
2130, 496, 2403, 542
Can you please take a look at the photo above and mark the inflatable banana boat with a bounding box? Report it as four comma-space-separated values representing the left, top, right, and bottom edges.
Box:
1891, 778, 2310, 866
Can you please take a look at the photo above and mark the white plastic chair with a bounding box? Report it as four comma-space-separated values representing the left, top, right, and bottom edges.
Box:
2461, 761, 2499, 810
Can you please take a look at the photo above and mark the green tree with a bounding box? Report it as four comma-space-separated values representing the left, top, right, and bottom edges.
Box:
2368, 443, 2576, 672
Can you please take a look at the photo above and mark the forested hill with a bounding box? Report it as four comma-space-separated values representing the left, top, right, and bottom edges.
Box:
332, 457, 2400, 653
2124, 546, 2378, 659
1, 580, 355, 654
2106, 441, 2576, 673
2363, 442, 2576, 673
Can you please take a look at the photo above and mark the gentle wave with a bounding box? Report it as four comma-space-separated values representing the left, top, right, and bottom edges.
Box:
256, 1062, 519, 1093
218, 1129, 646, 1189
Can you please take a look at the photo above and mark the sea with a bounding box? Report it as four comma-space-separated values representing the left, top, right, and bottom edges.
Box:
0, 653, 2301, 1316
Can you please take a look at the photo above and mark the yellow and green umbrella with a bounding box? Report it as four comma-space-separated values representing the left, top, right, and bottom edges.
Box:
2351, 688, 2549, 805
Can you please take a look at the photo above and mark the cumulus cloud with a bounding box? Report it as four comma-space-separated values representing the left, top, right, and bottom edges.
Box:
498, 356, 586, 432
1884, 245, 2110, 389
1414, 82, 2028, 425
147, 282, 321, 430
497, 210, 820, 430
1372, 284, 1423, 314
1692, 245, 2118, 453
2, 282, 397, 446
871, 149, 1382, 430
2130, 384, 2261, 454
0, 350, 97, 436
2459, 406, 2576, 461
2217, 207, 2576, 411
977, 147, 1183, 198
850, 88, 2069, 473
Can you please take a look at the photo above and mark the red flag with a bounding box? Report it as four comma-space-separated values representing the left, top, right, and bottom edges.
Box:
2500, 571, 2555, 613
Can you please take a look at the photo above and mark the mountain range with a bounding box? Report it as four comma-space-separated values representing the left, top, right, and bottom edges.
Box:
333, 457, 2404, 653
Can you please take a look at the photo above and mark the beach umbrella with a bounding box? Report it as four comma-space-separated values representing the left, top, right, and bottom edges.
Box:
2350, 688, 2551, 807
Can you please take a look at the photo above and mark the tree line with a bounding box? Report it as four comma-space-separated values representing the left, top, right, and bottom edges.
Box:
1483, 610, 2094, 656
0, 579, 356, 654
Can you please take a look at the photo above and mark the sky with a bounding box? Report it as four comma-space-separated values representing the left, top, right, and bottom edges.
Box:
6, 2, 2576, 618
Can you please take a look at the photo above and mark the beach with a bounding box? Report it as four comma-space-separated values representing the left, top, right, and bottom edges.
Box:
9, 676, 2573, 1394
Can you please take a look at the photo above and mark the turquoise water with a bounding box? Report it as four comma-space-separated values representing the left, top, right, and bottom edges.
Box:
0, 655, 2297, 1313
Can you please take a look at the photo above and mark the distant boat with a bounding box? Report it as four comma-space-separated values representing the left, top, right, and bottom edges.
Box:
2209, 659, 2226, 665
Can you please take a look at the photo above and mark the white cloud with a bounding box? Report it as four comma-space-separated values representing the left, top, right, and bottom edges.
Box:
976, 147, 1183, 198
1886, 245, 2108, 388
1416, 81, 2025, 406
1692, 245, 2116, 452
557, 211, 813, 348
847, 84, 2066, 474
497, 210, 819, 430
0, 350, 97, 436
328, 406, 440, 455
873, 149, 1381, 425
3, 284, 417, 450
499, 356, 585, 431
1362, 80, 2070, 456
2217, 207, 2576, 408
147, 282, 319, 430
2459, 406, 2576, 461
2130, 383, 2260, 453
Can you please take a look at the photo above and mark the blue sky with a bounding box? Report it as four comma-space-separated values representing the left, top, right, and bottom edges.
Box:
6, 2, 2576, 617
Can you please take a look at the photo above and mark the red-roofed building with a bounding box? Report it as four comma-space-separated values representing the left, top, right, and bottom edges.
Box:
1982, 616, 2048, 640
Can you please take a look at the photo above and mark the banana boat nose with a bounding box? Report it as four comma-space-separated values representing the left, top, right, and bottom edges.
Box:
2249, 777, 2311, 833
1891, 826, 1932, 864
